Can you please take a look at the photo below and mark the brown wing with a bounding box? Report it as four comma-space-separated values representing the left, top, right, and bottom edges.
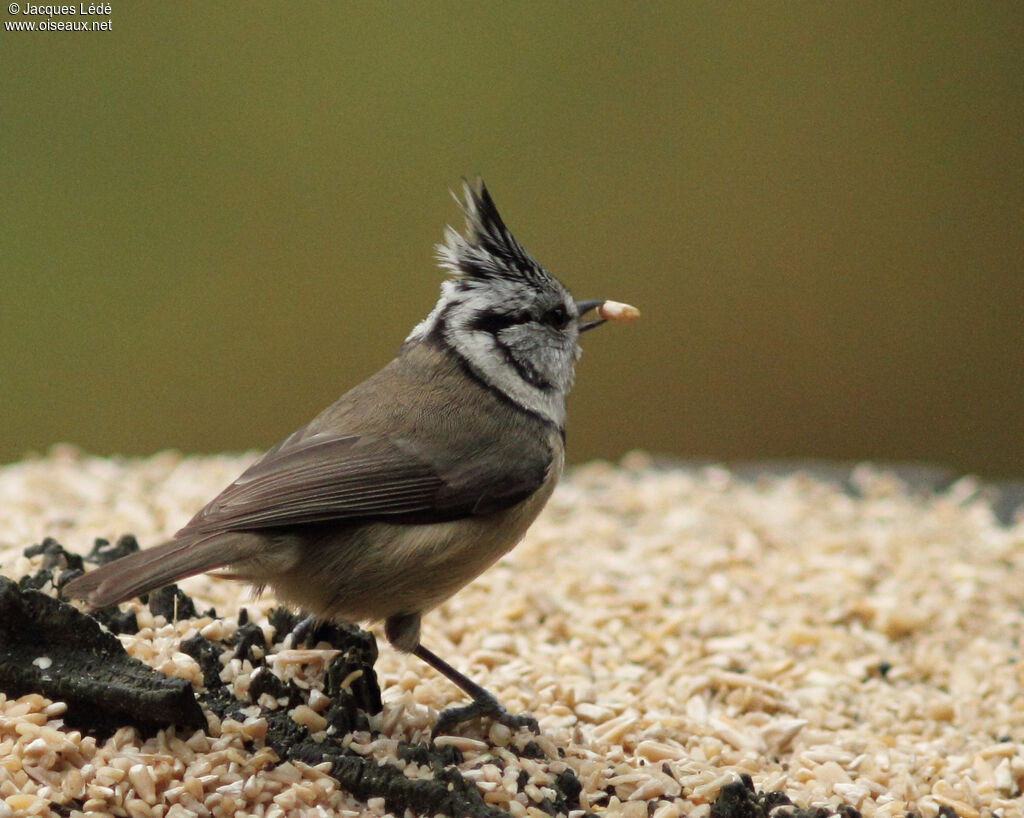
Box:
178, 425, 550, 538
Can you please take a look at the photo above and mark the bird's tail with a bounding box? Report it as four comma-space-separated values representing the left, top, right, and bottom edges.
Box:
62, 533, 254, 609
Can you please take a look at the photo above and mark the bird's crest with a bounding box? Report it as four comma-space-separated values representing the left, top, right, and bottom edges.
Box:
435, 179, 548, 284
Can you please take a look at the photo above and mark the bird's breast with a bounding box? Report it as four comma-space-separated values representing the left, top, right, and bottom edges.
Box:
275, 436, 565, 622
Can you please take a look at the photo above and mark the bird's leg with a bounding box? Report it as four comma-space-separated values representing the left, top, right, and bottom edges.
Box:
413, 643, 540, 739
385, 612, 537, 738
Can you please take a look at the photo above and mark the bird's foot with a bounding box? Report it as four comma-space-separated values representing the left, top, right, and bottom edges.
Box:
431, 691, 539, 740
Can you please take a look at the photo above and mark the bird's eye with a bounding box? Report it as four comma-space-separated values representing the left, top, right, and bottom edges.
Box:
545, 305, 570, 330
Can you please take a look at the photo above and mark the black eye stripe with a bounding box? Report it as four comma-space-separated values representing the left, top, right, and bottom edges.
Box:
468, 304, 572, 336
468, 310, 530, 336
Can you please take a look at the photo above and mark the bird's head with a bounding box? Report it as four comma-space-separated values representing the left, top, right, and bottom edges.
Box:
407, 179, 636, 427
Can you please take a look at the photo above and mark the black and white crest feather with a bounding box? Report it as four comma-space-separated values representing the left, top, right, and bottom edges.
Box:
436, 180, 549, 284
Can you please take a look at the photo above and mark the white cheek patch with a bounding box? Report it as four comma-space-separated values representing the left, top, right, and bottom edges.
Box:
598, 301, 641, 322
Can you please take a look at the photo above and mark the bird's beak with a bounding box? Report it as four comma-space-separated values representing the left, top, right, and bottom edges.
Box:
576, 299, 606, 332
576, 299, 641, 332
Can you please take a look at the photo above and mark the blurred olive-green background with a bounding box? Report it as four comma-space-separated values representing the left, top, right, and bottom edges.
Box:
2, 3, 1022, 477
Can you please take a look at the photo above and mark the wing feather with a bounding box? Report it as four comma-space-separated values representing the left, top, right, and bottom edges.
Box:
178, 426, 550, 537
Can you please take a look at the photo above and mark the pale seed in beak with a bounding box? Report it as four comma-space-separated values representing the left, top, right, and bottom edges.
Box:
598, 301, 641, 322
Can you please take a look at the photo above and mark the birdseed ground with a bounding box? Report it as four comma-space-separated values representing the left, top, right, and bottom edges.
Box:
0, 445, 1022, 818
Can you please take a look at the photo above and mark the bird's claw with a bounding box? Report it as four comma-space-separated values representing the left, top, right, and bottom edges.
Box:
431, 692, 539, 740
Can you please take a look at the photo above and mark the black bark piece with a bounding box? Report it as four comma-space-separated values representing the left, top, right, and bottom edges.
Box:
19, 568, 54, 592
325, 651, 381, 715
0, 577, 204, 735
23, 538, 84, 572
322, 699, 368, 735
247, 666, 305, 708
247, 665, 287, 703
54, 568, 85, 591
274, 722, 506, 818
92, 606, 140, 636
310, 619, 377, 652
86, 534, 141, 565
508, 740, 546, 760
397, 741, 464, 770
19, 539, 86, 594
232, 621, 268, 662
180, 632, 225, 690
710, 776, 779, 818
709, 775, 872, 818
148, 585, 198, 621
551, 768, 582, 812
321, 625, 382, 733
267, 606, 300, 641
